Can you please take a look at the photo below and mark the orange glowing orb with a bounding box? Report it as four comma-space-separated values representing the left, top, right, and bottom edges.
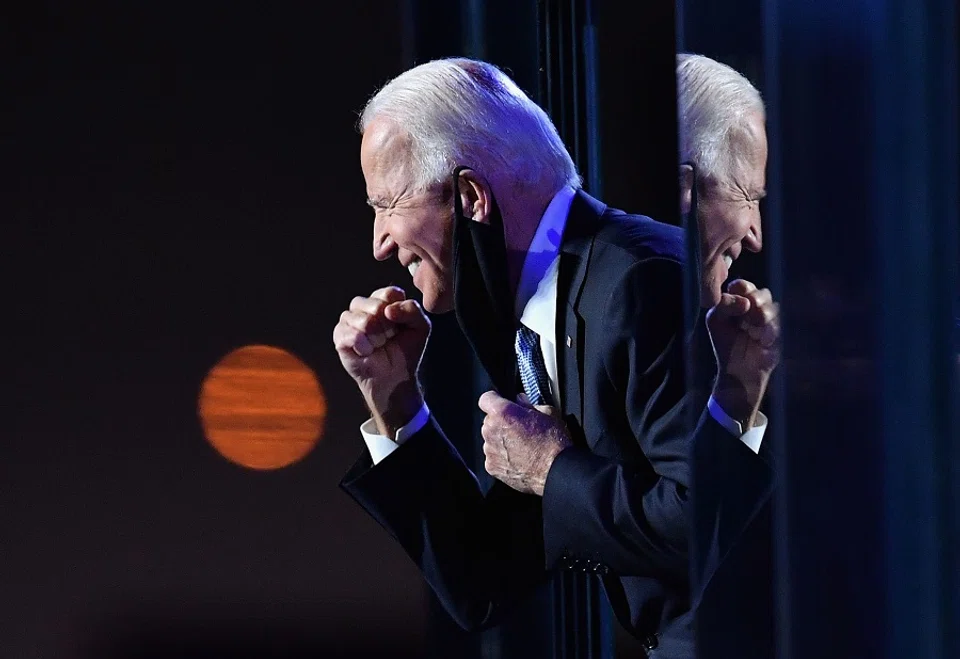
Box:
198, 345, 326, 470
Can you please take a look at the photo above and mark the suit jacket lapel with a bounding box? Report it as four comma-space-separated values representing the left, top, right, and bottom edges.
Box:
556, 190, 605, 428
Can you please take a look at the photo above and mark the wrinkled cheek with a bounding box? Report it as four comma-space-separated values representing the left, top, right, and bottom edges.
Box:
701, 263, 724, 305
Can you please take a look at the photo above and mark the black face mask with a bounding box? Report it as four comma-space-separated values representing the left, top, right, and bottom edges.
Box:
450, 165, 519, 398
681, 162, 720, 397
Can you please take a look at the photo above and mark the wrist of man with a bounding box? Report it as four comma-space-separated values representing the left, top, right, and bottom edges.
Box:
532, 436, 573, 496
364, 382, 424, 438
712, 372, 764, 428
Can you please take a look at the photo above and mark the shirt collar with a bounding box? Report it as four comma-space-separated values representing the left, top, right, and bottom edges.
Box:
515, 186, 576, 340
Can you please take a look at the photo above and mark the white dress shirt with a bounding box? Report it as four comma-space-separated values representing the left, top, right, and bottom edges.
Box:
360, 186, 766, 463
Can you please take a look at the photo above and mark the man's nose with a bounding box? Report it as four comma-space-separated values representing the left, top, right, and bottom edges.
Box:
373, 223, 396, 261
744, 221, 763, 253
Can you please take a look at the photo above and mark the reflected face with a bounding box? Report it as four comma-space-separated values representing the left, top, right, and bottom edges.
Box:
698, 111, 768, 307
360, 117, 455, 313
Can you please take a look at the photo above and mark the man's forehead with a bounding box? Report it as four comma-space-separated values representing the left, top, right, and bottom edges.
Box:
737, 114, 768, 192
361, 118, 417, 190
362, 117, 410, 158
743, 110, 767, 142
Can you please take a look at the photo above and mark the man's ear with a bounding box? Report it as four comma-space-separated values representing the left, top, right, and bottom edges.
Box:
457, 169, 493, 224
679, 163, 695, 215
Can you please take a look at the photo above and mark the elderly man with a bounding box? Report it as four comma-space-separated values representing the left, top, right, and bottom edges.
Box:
332, 55, 782, 657
333, 57, 697, 654
675, 53, 781, 659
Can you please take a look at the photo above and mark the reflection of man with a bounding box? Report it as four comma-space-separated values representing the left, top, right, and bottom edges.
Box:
676, 54, 781, 659
676, 53, 776, 435
333, 58, 696, 653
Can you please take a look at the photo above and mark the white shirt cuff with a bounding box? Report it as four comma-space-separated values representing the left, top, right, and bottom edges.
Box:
707, 396, 767, 454
359, 402, 431, 465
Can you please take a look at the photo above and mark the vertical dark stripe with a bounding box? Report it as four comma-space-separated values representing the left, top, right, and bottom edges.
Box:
760, 0, 794, 658
582, 1, 601, 196
873, 0, 960, 656
763, 0, 959, 657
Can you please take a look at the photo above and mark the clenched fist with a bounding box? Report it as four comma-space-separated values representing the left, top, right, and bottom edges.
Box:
478, 391, 573, 496
333, 286, 431, 436
706, 279, 781, 428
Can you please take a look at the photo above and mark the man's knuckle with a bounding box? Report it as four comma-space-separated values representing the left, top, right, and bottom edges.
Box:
334, 331, 353, 349
357, 314, 375, 333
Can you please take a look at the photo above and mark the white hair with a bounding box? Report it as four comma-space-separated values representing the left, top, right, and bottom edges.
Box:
676, 53, 765, 185
359, 58, 581, 193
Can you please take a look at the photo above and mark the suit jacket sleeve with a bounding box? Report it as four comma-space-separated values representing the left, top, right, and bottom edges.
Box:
340, 416, 548, 631
689, 408, 774, 605
541, 257, 694, 582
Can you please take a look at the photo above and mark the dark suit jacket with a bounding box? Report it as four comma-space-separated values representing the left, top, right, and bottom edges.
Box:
341, 190, 695, 654
691, 407, 777, 659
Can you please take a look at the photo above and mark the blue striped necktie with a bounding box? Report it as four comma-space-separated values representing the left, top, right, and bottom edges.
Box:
515, 324, 553, 406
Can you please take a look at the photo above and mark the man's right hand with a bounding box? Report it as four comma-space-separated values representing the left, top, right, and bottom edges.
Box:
706, 279, 781, 429
333, 286, 431, 437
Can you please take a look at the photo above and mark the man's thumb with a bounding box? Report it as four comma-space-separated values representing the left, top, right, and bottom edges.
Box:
384, 299, 430, 330
534, 404, 562, 419
712, 293, 751, 319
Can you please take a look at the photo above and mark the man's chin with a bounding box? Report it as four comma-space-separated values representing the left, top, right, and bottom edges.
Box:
421, 292, 455, 315
425, 303, 455, 315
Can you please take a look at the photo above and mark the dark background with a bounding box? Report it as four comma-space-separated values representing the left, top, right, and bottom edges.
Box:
4, 2, 429, 657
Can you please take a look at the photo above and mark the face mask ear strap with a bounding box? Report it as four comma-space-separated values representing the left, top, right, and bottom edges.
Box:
681, 160, 704, 316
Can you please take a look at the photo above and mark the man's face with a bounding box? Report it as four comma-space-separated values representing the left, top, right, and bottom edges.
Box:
360, 118, 455, 314
698, 111, 768, 307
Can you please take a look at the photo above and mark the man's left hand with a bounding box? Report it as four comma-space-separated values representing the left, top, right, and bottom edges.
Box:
478, 391, 573, 496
